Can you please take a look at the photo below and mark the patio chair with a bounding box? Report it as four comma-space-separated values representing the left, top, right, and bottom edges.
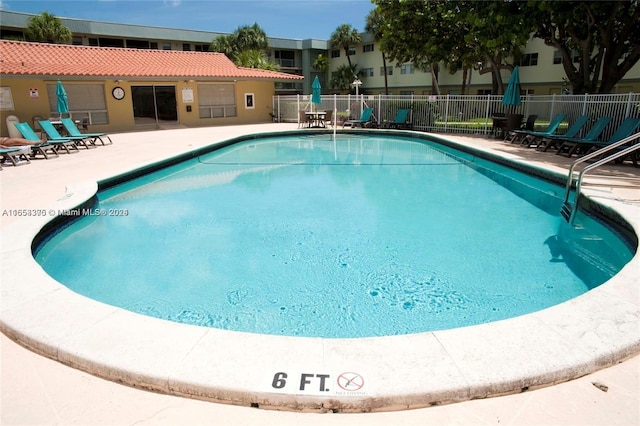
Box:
39, 120, 95, 149
298, 110, 310, 128
1, 147, 31, 166
323, 110, 333, 127
61, 118, 113, 145
507, 113, 565, 144
536, 115, 596, 152
550, 117, 613, 157
13, 122, 76, 158
343, 107, 374, 128
383, 109, 412, 129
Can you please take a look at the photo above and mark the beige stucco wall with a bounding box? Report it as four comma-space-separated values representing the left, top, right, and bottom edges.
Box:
1, 77, 279, 137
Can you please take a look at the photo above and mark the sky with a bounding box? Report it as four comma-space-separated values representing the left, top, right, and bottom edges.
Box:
0, 0, 375, 39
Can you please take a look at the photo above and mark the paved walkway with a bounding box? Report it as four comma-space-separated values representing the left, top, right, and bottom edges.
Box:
1, 124, 638, 425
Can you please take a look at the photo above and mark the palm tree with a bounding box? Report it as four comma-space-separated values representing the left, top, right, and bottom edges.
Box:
330, 64, 360, 92
329, 24, 362, 69
25, 12, 72, 44
210, 23, 275, 70
365, 9, 389, 95
234, 23, 268, 52
312, 54, 329, 74
235, 49, 279, 70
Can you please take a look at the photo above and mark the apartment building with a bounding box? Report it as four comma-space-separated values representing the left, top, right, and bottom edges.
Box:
1, 10, 639, 97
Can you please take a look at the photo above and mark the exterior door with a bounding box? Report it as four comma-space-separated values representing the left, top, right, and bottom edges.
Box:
131, 85, 177, 126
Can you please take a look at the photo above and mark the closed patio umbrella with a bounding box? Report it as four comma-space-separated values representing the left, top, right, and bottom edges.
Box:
311, 75, 322, 111
502, 66, 521, 108
55, 80, 69, 117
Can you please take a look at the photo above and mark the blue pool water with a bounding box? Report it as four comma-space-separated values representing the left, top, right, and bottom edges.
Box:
34, 134, 634, 338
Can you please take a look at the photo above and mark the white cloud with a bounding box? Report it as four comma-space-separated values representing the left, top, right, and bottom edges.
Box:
163, 0, 181, 6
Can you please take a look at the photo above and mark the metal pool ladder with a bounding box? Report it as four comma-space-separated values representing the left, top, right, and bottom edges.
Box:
561, 131, 640, 225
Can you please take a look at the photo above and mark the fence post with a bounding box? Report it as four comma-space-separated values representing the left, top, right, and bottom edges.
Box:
582, 93, 588, 115
550, 93, 555, 120
625, 92, 634, 117
444, 94, 450, 132
484, 94, 491, 135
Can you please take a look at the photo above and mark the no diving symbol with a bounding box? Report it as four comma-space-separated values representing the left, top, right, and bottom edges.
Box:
337, 372, 364, 391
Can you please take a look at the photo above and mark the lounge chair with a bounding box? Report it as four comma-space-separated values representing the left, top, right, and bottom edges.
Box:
507, 113, 565, 144
551, 117, 613, 157
13, 122, 76, 158
580, 118, 640, 160
1, 147, 31, 166
537, 115, 601, 152
61, 118, 113, 145
344, 107, 374, 128
39, 120, 95, 149
383, 109, 412, 129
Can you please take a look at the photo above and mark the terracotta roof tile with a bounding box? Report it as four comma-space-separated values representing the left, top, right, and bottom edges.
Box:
0, 40, 303, 81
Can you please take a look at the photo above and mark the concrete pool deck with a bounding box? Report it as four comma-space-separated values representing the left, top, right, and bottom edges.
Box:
1, 123, 639, 424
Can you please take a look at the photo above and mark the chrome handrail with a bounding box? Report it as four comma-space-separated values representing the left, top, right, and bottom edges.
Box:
562, 131, 640, 224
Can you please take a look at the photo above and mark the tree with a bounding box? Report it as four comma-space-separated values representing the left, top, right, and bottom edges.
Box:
209, 23, 277, 70
234, 49, 278, 70
329, 24, 362, 69
25, 12, 72, 44
330, 64, 360, 92
372, 0, 535, 94
312, 54, 329, 74
526, 1, 640, 94
365, 8, 389, 95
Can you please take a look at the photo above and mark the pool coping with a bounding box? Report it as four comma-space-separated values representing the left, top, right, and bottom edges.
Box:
1, 129, 639, 412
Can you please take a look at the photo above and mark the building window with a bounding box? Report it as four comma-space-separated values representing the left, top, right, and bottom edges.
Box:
88, 38, 99, 46
183, 43, 191, 51
126, 39, 151, 49
150, 42, 158, 49
380, 66, 393, 76
477, 89, 492, 95
519, 53, 538, 67
361, 68, 374, 77
363, 44, 374, 53
46, 83, 108, 125
399, 91, 414, 96
194, 44, 207, 52
197, 83, 237, 118
72, 36, 83, 45
162, 43, 171, 50
553, 51, 562, 65
98, 38, 124, 48
347, 47, 356, 56
274, 50, 296, 68
330, 50, 340, 58
400, 64, 415, 75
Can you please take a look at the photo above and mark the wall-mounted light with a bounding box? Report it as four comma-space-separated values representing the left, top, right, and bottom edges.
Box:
115, 79, 123, 83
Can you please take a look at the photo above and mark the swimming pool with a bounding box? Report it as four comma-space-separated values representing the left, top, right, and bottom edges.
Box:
34, 134, 633, 338
2, 128, 638, 412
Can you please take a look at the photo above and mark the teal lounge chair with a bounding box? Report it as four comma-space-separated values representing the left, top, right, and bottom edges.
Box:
344, 107, 374, 128
61, 118, 113, 145
582, 117, 640, 158
552, 117, 613, 157
537, 115, 601, 152
384, 109, 412, 129
13, 122, 76, 158
507, 113, 565, 144
1, 147, 31, 166
39, 120, 94, 149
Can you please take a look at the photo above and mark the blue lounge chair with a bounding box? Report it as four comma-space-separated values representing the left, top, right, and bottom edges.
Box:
344, 107, 374, 128
507, 113, 565, 144
383, 109, 412, 129
535, 115, 591, 150
1, 147, 31, 166
582, 117, 640, 158
39, 120, 94, 149
552, 117, 613, 157
61, 118, 113, 145
13, 122, 76, 158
